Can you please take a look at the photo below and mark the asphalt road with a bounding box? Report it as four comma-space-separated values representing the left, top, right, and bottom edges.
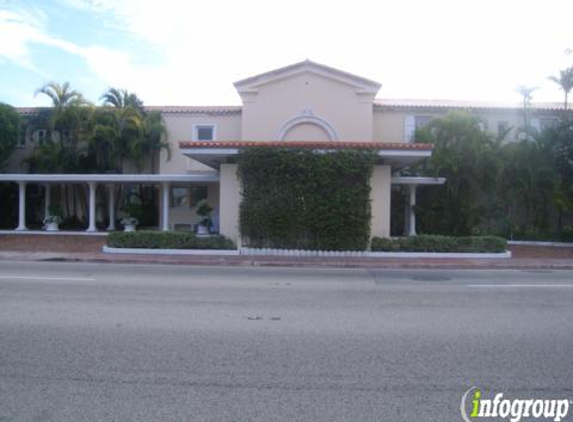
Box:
1, 262, 572, 422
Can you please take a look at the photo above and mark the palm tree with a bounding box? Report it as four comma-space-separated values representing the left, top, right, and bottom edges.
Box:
35, 82, 87, 110
548, 66, 573, 110
100, 88, 145, 115
516, 85, 538, 141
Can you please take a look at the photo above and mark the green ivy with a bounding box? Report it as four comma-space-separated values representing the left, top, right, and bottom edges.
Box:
238, 148, 376, 250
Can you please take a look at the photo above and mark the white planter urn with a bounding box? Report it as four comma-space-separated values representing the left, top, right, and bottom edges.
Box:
45, 222, 59, 232
124, 224, 136, 232
197, 224, 209, 235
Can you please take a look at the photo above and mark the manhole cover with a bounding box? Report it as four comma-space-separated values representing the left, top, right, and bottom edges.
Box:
411, 275, 452, 282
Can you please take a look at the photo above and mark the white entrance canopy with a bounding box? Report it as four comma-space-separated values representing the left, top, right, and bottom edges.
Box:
0, 173, 219, 183
179, 141, 434, 170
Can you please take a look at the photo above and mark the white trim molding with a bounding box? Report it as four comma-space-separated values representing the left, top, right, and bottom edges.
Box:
277, 110, 339, 141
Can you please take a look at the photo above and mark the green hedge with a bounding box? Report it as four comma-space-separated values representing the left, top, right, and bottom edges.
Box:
238, 148, 376, 251
108, 231, 236, 250
371, 235, 507, 253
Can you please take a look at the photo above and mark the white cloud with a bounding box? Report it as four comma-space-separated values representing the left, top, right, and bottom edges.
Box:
0, 4, 153, 104
4, 0, 573, 105
59, 0, 573, 104
0, 8, 49, 73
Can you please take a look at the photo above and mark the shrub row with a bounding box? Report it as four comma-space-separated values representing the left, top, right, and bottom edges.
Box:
371, 235, 507, 253
107, 231, 236, 250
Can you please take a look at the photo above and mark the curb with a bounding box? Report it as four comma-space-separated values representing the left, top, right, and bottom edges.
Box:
1, 251, 572, 270
508, 240, 573, 248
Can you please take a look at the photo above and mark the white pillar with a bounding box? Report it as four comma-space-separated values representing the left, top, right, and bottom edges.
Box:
107, 184, 116, 231
161, 182, 170, 231
87, 181, 97, 232
403, 187, 410, 236
369, 165, 392, 239
408, 185, 417, 236
44, 184, 51, 217
219, 164, 242, 244
16, 181, 27, 231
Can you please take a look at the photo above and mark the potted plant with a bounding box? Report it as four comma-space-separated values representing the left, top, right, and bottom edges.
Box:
196, 200, 213, 235
43, 206, 63, 231
120, 216, 139, 232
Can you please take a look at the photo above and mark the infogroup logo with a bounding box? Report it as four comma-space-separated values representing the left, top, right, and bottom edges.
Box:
461, 387, 571, 422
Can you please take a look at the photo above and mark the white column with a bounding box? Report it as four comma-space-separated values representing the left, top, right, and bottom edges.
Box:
16, 181, 27, 231
408, 184, 417, 236
87, 181, 97, 232
44, 184, 51, 217
107, 184, 116, 231
403, 187, 410, 236
369, 165, 392, 239
161, 182, 170, 231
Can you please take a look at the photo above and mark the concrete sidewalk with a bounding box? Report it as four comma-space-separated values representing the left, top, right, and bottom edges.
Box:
1, 234, 573, 269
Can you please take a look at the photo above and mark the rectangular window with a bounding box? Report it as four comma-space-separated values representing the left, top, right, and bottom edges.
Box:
540, 118, 557, 132
194, 124, 215, 141
497, 121, 510, 136
17, 126, 26, 148
36, 129, 48, 145
414, 116, 433, 130
189, 186, 208, 207
171, 186, 188, 208
61, 130, 71, 145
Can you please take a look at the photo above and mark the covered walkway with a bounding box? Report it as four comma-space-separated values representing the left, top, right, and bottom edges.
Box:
0, 173, 219, 233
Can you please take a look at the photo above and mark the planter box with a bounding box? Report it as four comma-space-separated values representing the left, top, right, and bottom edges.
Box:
45, 222, 59, 232
123, 224, 136, 232
103, 245, 239, 256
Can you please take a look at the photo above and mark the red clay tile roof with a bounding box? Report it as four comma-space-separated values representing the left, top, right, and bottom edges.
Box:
374, 98, 565, 111
145, 105, 242, 114
15, 106, 242, 115
179, 141, 433, 150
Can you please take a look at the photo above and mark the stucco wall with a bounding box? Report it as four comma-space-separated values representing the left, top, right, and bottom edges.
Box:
241, 72, 374, 141
373, 111, 408, 142
159, 113, 242, 174
373, 108, 556, 143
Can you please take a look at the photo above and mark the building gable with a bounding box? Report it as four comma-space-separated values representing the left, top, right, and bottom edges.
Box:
235, 60, 381, 141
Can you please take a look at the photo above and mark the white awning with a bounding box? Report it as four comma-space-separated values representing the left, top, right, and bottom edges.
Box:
391, 176, 446, 186
0, 173, 220, 183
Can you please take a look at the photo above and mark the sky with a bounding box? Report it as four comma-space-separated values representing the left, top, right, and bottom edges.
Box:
1, 0, 572, 107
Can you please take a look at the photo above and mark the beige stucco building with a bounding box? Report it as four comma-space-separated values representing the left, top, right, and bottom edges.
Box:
2, 60, 565, 245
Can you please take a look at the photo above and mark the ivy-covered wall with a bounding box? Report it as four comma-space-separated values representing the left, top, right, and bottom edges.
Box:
237, 148, 376, 250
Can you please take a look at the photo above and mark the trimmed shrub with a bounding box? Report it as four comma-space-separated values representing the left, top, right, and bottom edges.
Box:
371, 235, 507, 253
108, 231, 236, 250
370, 236, 399, 251
238, 148, 376, 251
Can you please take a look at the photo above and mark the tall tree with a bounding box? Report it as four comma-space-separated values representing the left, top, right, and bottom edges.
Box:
516, 85, 538, 141
0, 103, 21, 170
548, 66, 573, 110
100, 88, 145, 115
35, 82, 87, 110
95, 88, 168, 173
414, 111, 501, 235
30, 82, 93, 173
